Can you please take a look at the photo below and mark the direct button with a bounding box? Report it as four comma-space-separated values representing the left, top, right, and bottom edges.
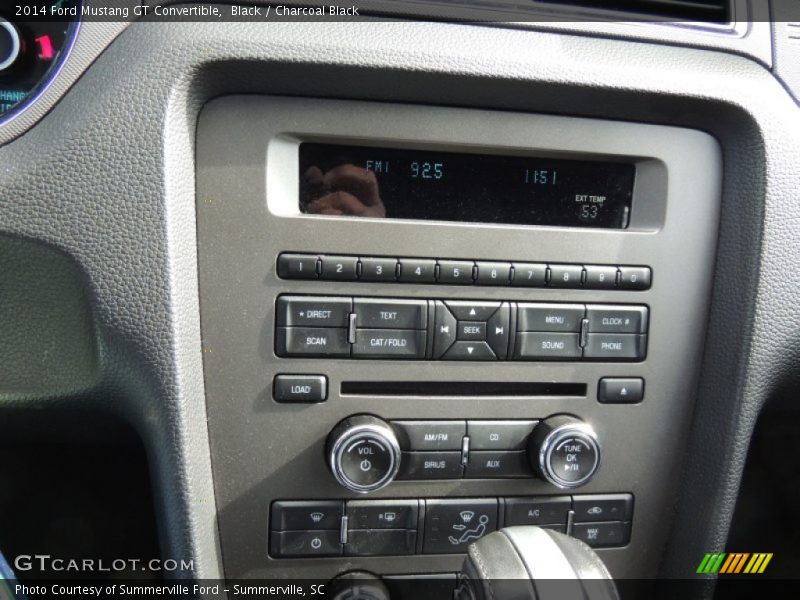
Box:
352, 329, 426, 358
392, 420, 466, 451
276, 296, 352, 327
354, 298, 427, 329
273, 375, 327, 403
517, 303, 585, 332
468, 420, 537, 450
586, 305, 648, 334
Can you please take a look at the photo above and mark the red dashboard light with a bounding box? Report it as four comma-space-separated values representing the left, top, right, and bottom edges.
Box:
35, 35, 54, 60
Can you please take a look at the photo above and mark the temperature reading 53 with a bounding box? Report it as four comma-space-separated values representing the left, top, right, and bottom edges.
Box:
410, 161, 444, 180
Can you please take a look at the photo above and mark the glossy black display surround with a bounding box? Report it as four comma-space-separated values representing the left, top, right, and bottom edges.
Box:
299, 143, 635, 229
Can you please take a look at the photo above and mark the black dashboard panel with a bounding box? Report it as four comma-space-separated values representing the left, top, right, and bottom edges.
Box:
196, 96, 721, 579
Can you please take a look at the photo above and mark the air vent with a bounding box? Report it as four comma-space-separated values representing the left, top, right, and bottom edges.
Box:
542, 0, 731, 22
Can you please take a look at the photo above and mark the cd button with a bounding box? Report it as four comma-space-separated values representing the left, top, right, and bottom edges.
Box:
467, 420, 537, 451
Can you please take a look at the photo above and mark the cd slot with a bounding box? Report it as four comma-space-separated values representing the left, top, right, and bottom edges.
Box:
340, 381, 586, 397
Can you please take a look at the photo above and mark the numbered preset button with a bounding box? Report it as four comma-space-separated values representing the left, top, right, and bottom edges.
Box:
437, 260, 475, 284
359, 257, 398, 282
398, 258, 437, 283
548, 264, 584, 288
320, 255, 359, 280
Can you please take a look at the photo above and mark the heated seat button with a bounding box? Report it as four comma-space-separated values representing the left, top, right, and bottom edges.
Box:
345, 530, 417, 556
396, 452, 463, 480
504, 497, 572, 526
457, 321, 486, 341
467, 420, 537, 451
475, 261, 512, 286
598, 378, 644, 404
271, 500, 343, 531
437, 260, 475, 284
320, 255, 359, 280
511, 263, 547, 287
354, 298, 427, 329
270, 530, 342, 558
586, 305, 648, 334
277, 253, 319, 279
572, 522, 631, 548
584, 265, 618, 289
398, 258, 437, 283
584, 334, 647, 361
423, 499, 498, 554
276, 327, 350, 357
352, 329, 426, 358
346, 499, 419, 530
273, 375, 327, 403
517, 303, 585, 332
548, 264, 584, 288
573, 494, 633, 523
514, 333, 581, 360
618, 266, 651, 290
464, 451, 532, 478
392, 420, 466, 451
359, 257, 398, 282
276, 296, 352, 328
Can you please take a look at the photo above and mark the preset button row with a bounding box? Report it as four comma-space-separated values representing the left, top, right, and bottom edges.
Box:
278, 253, 651, 291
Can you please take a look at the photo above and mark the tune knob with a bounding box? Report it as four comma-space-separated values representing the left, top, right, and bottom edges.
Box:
529, 415, 601, 489
327, 415, 401, 493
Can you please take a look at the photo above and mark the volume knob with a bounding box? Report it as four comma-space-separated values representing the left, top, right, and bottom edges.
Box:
327, 415, 401, 493
529, 415, 601, 489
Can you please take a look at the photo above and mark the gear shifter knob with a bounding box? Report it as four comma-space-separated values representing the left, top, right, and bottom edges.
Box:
458, 527, 619, 600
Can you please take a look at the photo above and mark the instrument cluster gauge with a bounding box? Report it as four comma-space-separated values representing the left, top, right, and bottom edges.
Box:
0, 1, 80, 122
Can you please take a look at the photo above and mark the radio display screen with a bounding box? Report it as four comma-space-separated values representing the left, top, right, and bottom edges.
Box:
298, 143, 635, 229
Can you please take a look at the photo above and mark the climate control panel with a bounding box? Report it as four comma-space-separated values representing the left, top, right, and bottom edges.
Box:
275, 295, 649, 361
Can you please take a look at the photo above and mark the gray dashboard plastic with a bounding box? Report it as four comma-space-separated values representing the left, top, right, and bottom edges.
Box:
0, 16, 796, 590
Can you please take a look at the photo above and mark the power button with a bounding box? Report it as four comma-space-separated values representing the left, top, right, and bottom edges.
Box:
327, 415, 401, 493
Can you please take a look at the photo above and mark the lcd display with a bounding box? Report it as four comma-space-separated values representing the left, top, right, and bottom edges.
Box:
299, 143, 635, 229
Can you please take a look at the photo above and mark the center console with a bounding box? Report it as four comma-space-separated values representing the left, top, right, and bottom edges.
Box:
195, 97, 721, 580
